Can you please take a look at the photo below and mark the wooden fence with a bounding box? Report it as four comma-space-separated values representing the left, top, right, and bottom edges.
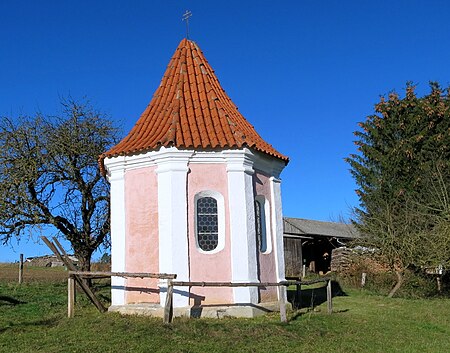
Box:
42, 236, 334, 325
67, 271, 177, 322
168, 280, 290, 323
288, 277, 334, 314
65, 272, 333, 324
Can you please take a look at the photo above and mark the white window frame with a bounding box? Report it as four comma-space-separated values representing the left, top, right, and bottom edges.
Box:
194, 190, 225, 254
255, 195, 272, 254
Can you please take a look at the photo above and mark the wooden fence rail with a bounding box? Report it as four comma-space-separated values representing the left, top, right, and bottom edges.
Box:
171, 281, 289, 287
299, 278, 333, 285
286, 277, 333, 315
68, 271, 177, 279
170, 281, 290, 323
167, 278, 333, 323
66, 271, 177, 322
41, 236, 108, 313
64, 268, 334, 324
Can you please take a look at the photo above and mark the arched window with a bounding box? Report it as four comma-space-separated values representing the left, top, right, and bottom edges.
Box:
255, 196, 271, 254
197, 197, 218, 251
195, 191, 225, 253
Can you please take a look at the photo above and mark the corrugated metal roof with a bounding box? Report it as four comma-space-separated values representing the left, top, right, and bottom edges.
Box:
283, 217, 359, 239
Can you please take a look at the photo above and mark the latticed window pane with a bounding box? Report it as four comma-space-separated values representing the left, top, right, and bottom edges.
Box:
197, 197, 218, 251
255, 200, 262, 247
255, 199, 267, 252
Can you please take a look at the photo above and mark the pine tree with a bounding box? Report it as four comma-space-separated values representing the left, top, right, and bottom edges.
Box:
347, 82, 450, 296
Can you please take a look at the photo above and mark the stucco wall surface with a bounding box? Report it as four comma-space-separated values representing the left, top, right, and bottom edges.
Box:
187, 163, 233, 304
254, 170, 278, 302
124, 167, 160, 304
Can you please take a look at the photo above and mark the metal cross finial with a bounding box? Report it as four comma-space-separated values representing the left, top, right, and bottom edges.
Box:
182, 10, 192, 39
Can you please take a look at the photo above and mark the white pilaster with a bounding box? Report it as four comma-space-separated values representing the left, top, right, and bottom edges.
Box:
105, 156, 127, 306
270, 176, 287, 301
224, 149, 259, 303
155, 147, 193, 307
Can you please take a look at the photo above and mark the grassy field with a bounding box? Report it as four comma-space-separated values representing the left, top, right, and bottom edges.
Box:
1, 264, 450, 353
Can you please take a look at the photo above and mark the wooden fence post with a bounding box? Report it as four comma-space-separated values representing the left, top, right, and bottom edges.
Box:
437, 275, 442, 292
68, 275, 75, 318
361, 272, 367, 287
18, 254, 24, 284
42, 236, 107, 313
294, 282, 301, 310
326, 280, 333, 314
163, 280, 174, 324
278, 286, 287, 323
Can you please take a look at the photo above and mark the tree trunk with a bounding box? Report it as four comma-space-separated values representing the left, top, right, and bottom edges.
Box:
77, 253, 92, 272
76, 250, 93, 287
388, 270, 403, 298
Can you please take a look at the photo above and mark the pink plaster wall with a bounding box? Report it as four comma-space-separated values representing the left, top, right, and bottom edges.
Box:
124, 167, 160, 304
187, 163, 233, 304
254, 170, 278, 302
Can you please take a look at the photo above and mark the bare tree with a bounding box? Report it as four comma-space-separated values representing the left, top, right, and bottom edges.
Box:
0, 98, 119, 271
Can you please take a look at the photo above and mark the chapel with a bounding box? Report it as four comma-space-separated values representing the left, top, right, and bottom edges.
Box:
100, 38, 289, 317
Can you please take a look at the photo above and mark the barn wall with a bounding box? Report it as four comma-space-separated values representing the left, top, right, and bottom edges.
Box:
283, 237, 303, 277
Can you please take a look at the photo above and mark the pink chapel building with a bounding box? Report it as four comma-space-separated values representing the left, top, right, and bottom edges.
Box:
99, 38, 289, 317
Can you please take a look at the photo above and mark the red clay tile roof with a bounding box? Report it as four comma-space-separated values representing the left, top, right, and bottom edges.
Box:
100, 39, 288, 171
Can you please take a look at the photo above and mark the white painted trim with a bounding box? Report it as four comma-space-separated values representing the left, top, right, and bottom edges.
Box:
251, 150, 286, 178
155, 148, 192, 308
255, 195, 272, 254
224, 149, 255, 174
194, 190, 225, 254
270, 176, 287, 302
189, 151, 227, 164
103, 147, 286, 175
106, 162, 126, 306
224, 149, 259, 303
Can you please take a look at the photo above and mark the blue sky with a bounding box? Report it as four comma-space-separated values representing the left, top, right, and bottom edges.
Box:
1, 1, 449, 262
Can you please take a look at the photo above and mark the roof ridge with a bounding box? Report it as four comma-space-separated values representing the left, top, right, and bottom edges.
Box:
284, 218, 307, 234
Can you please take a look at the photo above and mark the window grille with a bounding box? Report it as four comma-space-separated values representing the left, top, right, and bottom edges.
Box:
196, 197, 219, 251
255, 199, 267, 252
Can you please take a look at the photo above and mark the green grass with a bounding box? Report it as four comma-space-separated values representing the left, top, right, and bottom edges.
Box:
0, 262, 68, 282
1, 265, 450, 353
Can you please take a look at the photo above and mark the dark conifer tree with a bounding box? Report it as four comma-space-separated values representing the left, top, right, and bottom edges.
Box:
347, 83, 450, 296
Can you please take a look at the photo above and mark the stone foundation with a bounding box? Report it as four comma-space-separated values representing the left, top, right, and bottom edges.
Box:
109, 301, 291, 319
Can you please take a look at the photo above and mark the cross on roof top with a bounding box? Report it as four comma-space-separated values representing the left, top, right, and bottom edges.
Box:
182, 10, 192, 39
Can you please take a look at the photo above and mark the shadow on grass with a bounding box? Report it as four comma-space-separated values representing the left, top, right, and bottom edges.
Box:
0, 295, 26, 306
0, 317, 58, 333
289, 308, 349, 321
287, 280, 347, 311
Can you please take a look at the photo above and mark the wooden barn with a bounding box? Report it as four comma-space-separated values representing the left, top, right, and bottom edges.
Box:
26, 254, 79, 267
283, 218, 358, 277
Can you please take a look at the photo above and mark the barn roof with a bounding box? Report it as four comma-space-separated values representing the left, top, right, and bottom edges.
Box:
100, 38, 288, 173
283, 217, 359, 239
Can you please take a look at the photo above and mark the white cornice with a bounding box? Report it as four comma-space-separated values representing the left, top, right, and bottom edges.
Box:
223, 149, 255, 175
251, 151, 286, 178
154, 147, 193, 174
103, 146, 286, 177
